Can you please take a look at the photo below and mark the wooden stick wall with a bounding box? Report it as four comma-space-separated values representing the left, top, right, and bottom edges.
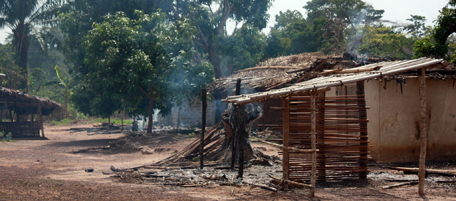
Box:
282, 91, 369, 183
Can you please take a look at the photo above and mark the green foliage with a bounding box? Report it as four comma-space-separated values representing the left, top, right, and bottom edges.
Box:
273, 10, 304, 30
0, 44, 26, 90
359, 26, 415, 59
0, 132, 14, 142
413, 1, 456, 61
80, 11, 212, 132
221, 24, 267, 71
0, 0, 64, 91
403, 15, 429, 38
50, 118, 76, 126
265, 10, 324, 57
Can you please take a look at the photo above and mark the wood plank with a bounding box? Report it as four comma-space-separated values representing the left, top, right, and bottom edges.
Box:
418, 68, 427, 195
357, 81, 368, 179
310, 94, 317, 197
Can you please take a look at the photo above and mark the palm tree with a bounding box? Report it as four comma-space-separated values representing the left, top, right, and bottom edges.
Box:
0, 0, 64, 92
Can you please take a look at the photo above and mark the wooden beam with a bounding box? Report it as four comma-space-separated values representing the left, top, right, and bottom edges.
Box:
418, 68, 427, 195
237, 104, 246, 178
237, 66, 303, 72
231, 79, 242, 170
200, 88, 207, 169
282, 97, 290, 189
310, 93, 317, 197
357, 81, 368, 179
320, 66, 382, 75
257, 139, 318, 153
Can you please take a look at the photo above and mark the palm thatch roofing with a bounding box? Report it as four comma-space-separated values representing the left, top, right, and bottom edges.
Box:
212, 52, 326, 92
212, 52, 390, 93
0, 87, 63, 115
212, 51, 456, 95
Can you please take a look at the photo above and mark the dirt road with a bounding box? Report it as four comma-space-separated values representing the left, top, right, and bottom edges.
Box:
1, 124, 455, 200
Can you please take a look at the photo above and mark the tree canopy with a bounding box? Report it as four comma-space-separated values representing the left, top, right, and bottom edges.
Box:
0, 0, 63, 92
414, 0, 456, 62
81, 11, 212, 133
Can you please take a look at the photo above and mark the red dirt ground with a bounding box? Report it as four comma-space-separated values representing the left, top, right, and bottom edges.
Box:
1, 123, 455, 200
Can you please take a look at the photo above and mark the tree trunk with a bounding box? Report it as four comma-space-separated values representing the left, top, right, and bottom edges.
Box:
121, 111, 124, 132
209, 44, 222, 79
108, 116, 111, 133
147, 95, 154, 134
13, 21, 29, 92
64, 87, 68, 118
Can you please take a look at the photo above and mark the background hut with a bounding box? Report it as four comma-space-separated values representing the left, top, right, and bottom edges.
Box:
0, 87, 63, 137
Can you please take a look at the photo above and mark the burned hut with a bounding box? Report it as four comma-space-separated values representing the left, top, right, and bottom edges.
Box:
223, 57, 448, 194
0, 87, 63, 137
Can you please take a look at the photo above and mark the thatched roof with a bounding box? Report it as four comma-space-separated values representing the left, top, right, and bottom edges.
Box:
0, 87, 63, 115
212, 52, 326, 92
213, 52, 456, 94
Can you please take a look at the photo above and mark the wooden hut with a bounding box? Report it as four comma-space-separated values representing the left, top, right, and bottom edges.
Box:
0, 87, 63, 138
223, 57, 447, 195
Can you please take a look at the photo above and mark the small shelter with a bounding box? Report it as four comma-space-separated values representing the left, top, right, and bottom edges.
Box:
0, 87, 63, 137
223, 57, 447, 195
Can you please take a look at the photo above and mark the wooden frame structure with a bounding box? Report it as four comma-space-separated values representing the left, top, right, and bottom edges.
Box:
223, 58, 446, 196
0, 87, 62, 138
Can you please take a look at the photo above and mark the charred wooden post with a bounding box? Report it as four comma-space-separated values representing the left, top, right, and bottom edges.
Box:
356, 81, 368, 179
418, 68, 427, 195
317, 92, 326, 182
38, 104, 44, 138
200, 88, 207, 169
237, 104, 246, 178
282, 97, 290, 188
231, 79, 241, 170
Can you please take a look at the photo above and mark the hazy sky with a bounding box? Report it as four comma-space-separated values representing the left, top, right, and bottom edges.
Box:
0, 0, 450, 43
262, 0, 449, 33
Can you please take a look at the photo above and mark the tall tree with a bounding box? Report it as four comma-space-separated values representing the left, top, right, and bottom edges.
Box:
171, 0, 272, 79
358, 26, 415, 59
58, 0, 167, 84
414, 0, 456, 61
82, 11, 212, 133
0, 0, 63, 92
303, 0, 384, 54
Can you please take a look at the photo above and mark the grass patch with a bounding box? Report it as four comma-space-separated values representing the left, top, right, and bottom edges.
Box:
89, 118, 132, 125
50, 117, 132, 126
51, 118, 75, 126
0, 132, 15, 142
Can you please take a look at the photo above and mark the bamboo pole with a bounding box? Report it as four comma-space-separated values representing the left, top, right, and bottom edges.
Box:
310, 93, 317, 197
282, 97, 290, 189
200, 88, 207, 169
418, 68, 427, 195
